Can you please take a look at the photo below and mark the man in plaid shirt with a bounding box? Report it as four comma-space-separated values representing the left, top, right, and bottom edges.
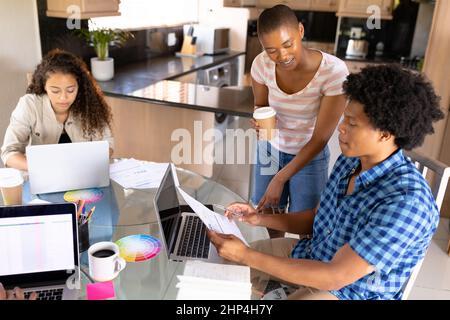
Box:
208, 64, 444, 300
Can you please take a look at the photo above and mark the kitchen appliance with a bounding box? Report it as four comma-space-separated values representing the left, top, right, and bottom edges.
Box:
345, 39, 369, 59
345, 27, 369, 59
184, 25, 230, 55
171, 58, 239, 140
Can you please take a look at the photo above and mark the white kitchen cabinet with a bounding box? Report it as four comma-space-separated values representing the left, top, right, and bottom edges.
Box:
46, 0, 121, 19
256, 0, 300, 9
289, 0, 312, 11
337, 0, 393, 19
255, 0, 338, 12
223, 0, 256, 7
310, 0, 339, 12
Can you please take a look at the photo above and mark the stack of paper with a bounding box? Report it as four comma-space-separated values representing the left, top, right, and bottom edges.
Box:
109, 159, 176, 189
176, 260, 252, 300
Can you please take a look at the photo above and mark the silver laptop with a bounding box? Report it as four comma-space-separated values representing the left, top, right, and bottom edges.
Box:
26, 141, 110, 194
153, 165, 221, 262
0, 203, 80, 300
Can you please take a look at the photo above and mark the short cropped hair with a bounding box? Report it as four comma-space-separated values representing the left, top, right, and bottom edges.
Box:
343, 64, 444, 150
257, 4, 299, 36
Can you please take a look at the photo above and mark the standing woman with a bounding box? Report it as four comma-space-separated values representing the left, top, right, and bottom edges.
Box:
1, 49, 114, 171
251, 5, 348, 236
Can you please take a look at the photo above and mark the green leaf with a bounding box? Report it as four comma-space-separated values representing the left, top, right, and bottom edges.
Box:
72, 19, 134, 60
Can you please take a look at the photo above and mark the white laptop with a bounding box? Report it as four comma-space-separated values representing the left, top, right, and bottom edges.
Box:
26, 141, 110, 194
0, 203, 80, 300
153, 165, 221, 263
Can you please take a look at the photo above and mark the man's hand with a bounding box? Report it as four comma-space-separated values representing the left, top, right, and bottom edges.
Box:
207, 230, 250, 264
224, 202, 262, 226
0, 283, 38, 300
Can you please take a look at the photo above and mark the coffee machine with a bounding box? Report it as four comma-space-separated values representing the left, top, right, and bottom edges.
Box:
345, 27, 369, 59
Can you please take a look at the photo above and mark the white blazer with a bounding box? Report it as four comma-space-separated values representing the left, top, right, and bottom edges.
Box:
1, 94, 114, 165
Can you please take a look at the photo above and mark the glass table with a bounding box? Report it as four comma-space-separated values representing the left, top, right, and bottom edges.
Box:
23, 166, 268, 300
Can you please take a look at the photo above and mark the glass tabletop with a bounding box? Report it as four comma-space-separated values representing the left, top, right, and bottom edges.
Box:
23, 165, 268, 300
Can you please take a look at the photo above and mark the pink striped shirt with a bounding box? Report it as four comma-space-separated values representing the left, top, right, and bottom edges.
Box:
251, 50, 349, 155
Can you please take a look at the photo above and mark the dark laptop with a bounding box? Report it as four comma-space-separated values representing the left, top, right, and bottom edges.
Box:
0, 203, 80, 300
153, 166, 221, 262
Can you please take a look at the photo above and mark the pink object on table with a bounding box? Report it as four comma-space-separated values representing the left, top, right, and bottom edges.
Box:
86, 281, 116, 300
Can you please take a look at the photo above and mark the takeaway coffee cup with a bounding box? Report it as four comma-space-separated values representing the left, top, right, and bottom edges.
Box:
88, 241, 126, 282
0, 168, 24, 205
253, 107, 277, 140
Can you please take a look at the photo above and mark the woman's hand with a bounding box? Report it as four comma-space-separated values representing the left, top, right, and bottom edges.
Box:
250, 118, 278, 140
207, 230, 249, 264
257, 174, 287, 211
250, 118, 261, 139
224, 202, 261, 226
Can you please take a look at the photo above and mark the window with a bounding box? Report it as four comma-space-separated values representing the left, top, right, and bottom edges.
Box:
90, 0, 198, 30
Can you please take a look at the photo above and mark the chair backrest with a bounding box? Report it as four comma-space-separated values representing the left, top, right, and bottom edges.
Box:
401, 150, 450, 300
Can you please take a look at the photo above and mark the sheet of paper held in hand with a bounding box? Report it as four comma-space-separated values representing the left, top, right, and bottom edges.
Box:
176, 187, 249, 246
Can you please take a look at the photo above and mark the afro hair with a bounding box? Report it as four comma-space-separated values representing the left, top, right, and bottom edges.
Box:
343, 64, 444, 150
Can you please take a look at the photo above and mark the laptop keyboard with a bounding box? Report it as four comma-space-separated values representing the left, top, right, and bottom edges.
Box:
177, 215, 210, 259
24, 288, 63, 300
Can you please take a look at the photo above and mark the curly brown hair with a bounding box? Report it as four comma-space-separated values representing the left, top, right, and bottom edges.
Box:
27, 49, 113, 139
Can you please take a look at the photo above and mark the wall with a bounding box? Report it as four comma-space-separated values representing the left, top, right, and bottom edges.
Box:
0, 0, 42, 166
414, 0, 450, 217
198, 0, 252, 84
410, 2, 435, 58
198, 0, 249, 52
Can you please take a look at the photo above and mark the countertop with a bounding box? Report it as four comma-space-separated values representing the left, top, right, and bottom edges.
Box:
105, 80, 255, 118
338, 54, 399, 64
97, 51, 254, 117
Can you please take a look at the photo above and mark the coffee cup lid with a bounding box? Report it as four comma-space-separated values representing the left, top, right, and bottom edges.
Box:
0, 168, 23, 188
253, 107, 276, 120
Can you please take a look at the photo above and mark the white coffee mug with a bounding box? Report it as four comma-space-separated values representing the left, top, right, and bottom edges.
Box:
88, 241, 126, 282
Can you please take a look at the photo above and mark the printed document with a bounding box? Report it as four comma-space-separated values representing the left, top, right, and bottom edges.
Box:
176, 187, 248, 246
109, 159, 173, 189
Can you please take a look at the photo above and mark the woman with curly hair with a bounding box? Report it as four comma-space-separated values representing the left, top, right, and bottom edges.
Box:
1, 49, 114, 171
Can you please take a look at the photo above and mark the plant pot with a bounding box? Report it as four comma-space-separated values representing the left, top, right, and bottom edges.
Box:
90, 57, 114, 81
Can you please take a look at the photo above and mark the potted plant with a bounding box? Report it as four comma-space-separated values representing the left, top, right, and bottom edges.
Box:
75, 22, 134, 81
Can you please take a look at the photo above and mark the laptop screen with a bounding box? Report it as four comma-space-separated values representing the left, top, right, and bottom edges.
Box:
0, 204, 78, 288
154, 166, 181, 256
26, 141, 110, 194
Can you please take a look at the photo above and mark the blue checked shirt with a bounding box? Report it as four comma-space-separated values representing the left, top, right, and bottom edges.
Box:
291, 149, 439, 300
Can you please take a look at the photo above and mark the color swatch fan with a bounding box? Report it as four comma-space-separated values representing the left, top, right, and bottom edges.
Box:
115, 234, 161, 262
64, 188, 104, 204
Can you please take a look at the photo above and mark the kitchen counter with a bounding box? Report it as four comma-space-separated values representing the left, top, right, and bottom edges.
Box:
97, 51, 254, 117
338, 54, 399, 64
105, 80, 254, 118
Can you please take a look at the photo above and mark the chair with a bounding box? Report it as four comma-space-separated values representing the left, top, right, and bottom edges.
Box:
401, 150, 450, 300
